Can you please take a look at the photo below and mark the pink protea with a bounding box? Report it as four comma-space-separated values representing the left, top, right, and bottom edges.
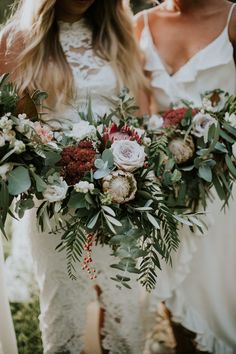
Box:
103, 123, 142, 145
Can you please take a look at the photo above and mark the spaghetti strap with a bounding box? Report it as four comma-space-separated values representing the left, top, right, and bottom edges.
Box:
143, 10, 149, 29
227, 3, 236, 26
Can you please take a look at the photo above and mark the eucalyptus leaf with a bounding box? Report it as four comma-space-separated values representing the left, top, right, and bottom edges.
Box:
198, 165, 212, 182
8, 166, 31, 195
102, 149, 114, 167
68, 192, 87, 209
94, 168, 111, 180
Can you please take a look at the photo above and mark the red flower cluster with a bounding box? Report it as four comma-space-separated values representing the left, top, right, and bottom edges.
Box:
103, 123, 142, 145
60, 140, 96, 185
163, 108, 198, 128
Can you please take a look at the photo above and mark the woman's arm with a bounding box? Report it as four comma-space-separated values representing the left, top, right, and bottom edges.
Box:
229, 9, 236, 64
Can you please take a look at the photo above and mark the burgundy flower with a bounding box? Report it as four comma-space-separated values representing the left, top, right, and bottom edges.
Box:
163, 108, 198, 128
59, 140, 96, 185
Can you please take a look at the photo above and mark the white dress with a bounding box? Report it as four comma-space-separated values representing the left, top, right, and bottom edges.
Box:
0, 238, 18, 354
140, 5, 236, 354
13, 19, 145, 354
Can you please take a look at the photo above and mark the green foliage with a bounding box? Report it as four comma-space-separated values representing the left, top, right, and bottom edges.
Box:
11, 296, 43, 354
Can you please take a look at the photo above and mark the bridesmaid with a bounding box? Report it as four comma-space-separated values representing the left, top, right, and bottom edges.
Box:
136, 1, 236, 354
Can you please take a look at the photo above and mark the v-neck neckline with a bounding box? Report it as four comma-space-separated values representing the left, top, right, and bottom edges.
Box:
146, 25, 228, 79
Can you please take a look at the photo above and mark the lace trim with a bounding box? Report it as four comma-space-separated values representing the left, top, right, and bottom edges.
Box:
59, 19, 106, 81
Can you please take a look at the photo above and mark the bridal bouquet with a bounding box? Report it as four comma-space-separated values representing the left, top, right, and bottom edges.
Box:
0, 74, 60, 236
36, 91, 200, 290
148, 90, 236, 211
0, 75, 198, 291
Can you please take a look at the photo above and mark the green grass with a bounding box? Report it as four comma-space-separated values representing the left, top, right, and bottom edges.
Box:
11, 296, 43, 354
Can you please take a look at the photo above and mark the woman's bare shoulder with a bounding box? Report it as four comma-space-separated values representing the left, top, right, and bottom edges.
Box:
134, 6, 163, 39
0, 26, 24, 75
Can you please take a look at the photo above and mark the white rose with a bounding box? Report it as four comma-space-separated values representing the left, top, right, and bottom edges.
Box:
224, 112, 236, 128
191, 113, 217, 142
148, 114, 164, 131
0, 163, 13, 180
111, 140, 146, 172
43, 177, 68, 203
71, 121, 96, 141
74, 181, 95, 194
232, 142, 236, 159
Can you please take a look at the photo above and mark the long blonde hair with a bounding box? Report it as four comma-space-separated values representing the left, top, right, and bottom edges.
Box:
2, 0, 148, 107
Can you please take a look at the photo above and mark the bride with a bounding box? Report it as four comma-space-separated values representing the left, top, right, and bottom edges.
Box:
136, 0, 236, 353
0, 238, 18, 354
0, 0, 149, 353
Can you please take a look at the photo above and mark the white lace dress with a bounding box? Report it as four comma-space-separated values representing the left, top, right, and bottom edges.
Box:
12, 19, 145, 354
140, 5, 236, 354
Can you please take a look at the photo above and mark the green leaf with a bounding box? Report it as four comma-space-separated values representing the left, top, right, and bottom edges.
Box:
68, 192, 86, 209
223, 123, 236, 138
102, 149, 114, 167
225, 154, 236, 178
220, 130, 235, 144
87, 212, 100, 229
174, 215, 193, 226
214, 142, 228, 153
8, 166, 31, 195
104, 214, 122, 227
212, 175, 226, 200
94, 159, 105, 169
32, 173, 47, 193
198, 165, 212, 182
146, 213, 160, 229
44, 151, 61, 166
93, 168, 111, 180
101, 205, 116, 217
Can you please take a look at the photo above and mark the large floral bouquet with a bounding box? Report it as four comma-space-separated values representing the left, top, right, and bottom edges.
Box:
148, 90, 236, 211
0, 76, 198, 291
38, 91, 198, 290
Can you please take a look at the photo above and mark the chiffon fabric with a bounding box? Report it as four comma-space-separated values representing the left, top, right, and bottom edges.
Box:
140, 4, 236, 354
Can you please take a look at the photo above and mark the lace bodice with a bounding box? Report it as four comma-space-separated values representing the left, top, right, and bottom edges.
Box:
58, 19, 118, 120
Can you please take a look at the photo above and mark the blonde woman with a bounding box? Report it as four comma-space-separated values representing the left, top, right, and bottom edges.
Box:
0, 1, 149, 353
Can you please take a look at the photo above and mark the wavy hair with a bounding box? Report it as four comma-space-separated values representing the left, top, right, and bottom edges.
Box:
1, 0, 148, 107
